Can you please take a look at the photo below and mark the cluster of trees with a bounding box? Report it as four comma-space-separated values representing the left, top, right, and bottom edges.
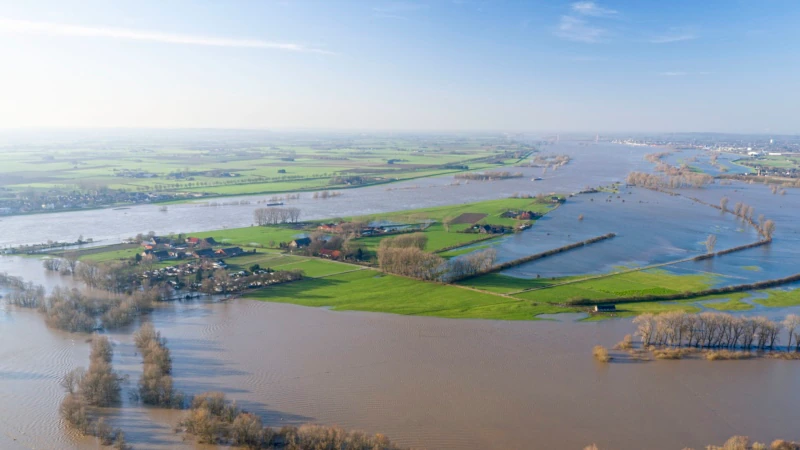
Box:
376, 234, 497, 282
179, 392, 406, 449
311, 190, 342, 199
59, 336, 128, 448
134, 323, 185, 408
254, 207, 301, 225
644, 151, 671, 164
626, 171, 714, 189
377, 233, 441, 280
632, 311, 800, 351
6, 282, 157, 332
42, 252, 79, 274
454, 171, 523, 181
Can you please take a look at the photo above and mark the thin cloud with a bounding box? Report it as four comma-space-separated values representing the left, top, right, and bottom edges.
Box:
649, 32, 697, 44
555, 16, 606, 43
571, 1, 618, 17
0, 17, 334, 54
659, 71, 688, 76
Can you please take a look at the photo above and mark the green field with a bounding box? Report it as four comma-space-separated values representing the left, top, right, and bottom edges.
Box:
0, 133, 534, 214
247, 269, 571, 319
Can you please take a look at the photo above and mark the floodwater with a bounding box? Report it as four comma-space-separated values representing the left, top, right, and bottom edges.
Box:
0, 142, 655, 247
3, 141, 800, 450
3, 282, 800, 450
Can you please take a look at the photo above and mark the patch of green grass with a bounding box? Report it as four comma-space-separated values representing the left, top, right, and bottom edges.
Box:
700, 293, 755, 311
511, 269, 716, 304
191, 226, 302, 248
247, 269, 572, 319
753, 289, 800, 308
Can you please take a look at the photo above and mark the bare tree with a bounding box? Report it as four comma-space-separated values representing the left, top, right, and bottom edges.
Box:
783, 314, 800, 352
720, 197, 729, 212
705, 234, 717, 253
762, 219, 776, 240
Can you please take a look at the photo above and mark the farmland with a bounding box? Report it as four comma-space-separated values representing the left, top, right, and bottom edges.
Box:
0, 131, 534, 215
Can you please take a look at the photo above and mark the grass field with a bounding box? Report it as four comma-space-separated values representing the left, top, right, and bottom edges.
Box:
0, 132, 535, 213
247, 269, 572, 319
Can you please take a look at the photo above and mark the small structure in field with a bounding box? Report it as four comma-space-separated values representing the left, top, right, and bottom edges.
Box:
594, 304, 616, 313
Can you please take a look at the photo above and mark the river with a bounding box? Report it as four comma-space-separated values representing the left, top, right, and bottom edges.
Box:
2, 142, 800, 450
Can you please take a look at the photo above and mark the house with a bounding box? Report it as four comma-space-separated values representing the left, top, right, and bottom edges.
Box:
319, 249, 341, 259
289, 237, 312, 248
317, 223, 339, 232
185, 237, 201, 246
194, 248, 217, 259
216, 247, 244, 257
594, 304, 616, 313
151, 250, 172, 261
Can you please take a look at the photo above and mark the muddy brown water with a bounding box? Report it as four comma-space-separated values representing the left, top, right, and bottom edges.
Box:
2, 290, 800, 450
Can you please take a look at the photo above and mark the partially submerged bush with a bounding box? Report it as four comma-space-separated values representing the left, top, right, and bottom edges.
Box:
592, 345, 611, 362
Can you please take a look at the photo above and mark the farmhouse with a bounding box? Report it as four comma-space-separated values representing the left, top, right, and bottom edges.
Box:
289, 237, 312, 248
216, 247, 244, 257
194, 248, 217, 259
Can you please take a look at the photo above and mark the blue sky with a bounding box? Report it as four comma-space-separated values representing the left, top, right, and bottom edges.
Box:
0, 0, 798, 133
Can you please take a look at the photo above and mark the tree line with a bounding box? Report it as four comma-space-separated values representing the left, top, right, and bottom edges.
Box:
59, 335, 128, 448
134, 323, 185, 408
454, 171, 523, 181
178, 391, 406, 449
632, 311, 800, 351
254, 207, 301, 225
626, 170, 714, 189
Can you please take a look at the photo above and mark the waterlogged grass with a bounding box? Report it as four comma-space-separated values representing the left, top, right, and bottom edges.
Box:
247, 270, 572, 319
752, 289, 800, 308
701, 293, 755, 311
511, 269, 716, 304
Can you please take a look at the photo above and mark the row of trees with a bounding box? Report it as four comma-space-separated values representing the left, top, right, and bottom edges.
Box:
178, 392, 406, 449
719, 197, 776, 240
626, 171, 714, 189
134, 323, 185, 408
454, 171, 523, 181
312, 190, 342, 199
59, 336, 128, 448
632, 311, 800, 351
254, 207, 301, 225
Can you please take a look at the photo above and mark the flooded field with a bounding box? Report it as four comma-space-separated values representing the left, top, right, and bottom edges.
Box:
0, 142, 654, 247
3, 283, 800, 450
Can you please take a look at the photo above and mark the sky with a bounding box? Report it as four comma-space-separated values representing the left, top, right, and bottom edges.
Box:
0, 0, 798, 133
